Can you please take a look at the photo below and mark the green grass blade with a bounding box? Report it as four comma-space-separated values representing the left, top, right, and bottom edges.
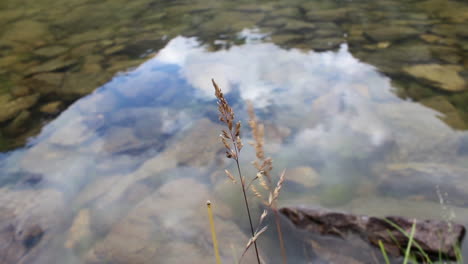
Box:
383, 218, 433, 264
403, 219, 416, 264
378, 240, 391, 264
454, 243, 463, 264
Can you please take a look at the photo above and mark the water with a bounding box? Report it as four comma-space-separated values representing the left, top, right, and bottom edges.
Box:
1, 0, 468, 263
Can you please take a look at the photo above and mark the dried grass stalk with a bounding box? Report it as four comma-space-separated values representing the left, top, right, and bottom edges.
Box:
240, 226, 268, 263
248, 101, 288, 264
213, 79, 261, 264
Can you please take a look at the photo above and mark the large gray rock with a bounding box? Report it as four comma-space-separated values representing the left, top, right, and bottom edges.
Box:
280, 207, 465, 260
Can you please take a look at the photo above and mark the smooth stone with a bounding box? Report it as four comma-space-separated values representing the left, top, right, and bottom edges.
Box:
27, 73, 64, 94
60, 73, 108, 97
307, 37, 344, 51
104, 45, 125, 55
313, 29, 343, 38
377, 41, 391, 49
419, 95, 455, 114
66, 29, 113, 45
1, 20, 51, 44
26, 57, 76, 75
65, 209, 92, 251
420, 96, 467, 130
70, 43, 97, 56
0, 55, 18, 68
0, 93, 39, 122
270, 7, 300, 17
10, 85, 32, 97
34, 46, 68, 57
81, 63, 102, 73
4, 110, 31, 135
306, 8, 349, 21
284, 166, 320, 189
429, 45, 461, 64
365, 26, 419, 42
420, 34, 441, 43
39, 101, 63, 114
282, 20, 317, 31
199, 11, 264, 33
105, 58, 145, 73
0, 188, 65, 264
403, 64, 466, 92
270, 34, 302, 45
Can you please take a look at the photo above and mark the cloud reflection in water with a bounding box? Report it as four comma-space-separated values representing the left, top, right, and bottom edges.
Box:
0, 35, 465, 264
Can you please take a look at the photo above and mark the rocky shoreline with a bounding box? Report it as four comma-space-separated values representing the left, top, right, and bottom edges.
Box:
1, 0, 468, 150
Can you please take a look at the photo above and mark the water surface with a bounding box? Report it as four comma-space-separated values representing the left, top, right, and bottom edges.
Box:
1, 0, 468, 263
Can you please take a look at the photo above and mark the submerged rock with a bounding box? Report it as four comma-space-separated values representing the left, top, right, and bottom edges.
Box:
378, 163, 468, 207
0, 93, 39, 122
85, 178, 258, 264
403, 64, 466, 92
65, 209, 92, 251
306, 8, 350, 22
280, 206, 465, 260
1, 20, 51, 44
34, 45, 68, 58
284, 166, 320, 190
365, 26, 419, 42
27, 73, 64, 94
39, 101, 63, 115
26, 57, 76, 75
60, 73, 108, 97
0, 188, 65, 264
420, 96, 467, 129
4, 110, 31, 135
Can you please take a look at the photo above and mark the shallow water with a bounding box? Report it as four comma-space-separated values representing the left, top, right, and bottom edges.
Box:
1, 0, 468, 263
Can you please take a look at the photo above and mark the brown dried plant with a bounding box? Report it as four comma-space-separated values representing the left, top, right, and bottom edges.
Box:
212, 79, 261, 264
247, 102, 287, 264
212, 79, 287, 264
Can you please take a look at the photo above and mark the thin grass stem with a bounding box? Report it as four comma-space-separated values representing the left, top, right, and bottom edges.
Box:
207, 201, 222, 264
234, 157, 261, 264
384, 218, 433, 263
379, 240, 391, 264
403, 219, 417, 264
273, 208, 287, 264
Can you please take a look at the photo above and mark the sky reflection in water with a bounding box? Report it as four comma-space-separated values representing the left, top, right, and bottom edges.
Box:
1, 36, 467, 263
